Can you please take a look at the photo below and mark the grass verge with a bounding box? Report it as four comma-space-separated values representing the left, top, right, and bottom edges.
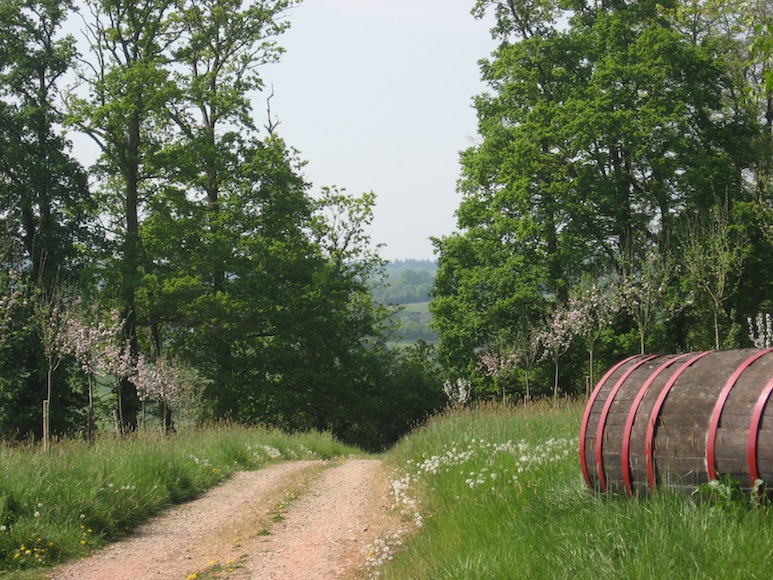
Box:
0, 425, 359, 575
373, 400, 773, 579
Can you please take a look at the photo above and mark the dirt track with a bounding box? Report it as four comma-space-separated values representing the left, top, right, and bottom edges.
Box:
52, 459, 401, 579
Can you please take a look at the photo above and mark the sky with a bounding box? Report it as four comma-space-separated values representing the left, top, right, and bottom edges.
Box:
262, 0, 497, 261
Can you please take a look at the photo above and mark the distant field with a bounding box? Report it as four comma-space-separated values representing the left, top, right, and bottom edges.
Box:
391, 301, 437, 344
399, 301, 430, 313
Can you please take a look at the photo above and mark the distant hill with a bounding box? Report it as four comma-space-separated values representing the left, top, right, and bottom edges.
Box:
373, 259, 438, 305
372, 259, 439, 344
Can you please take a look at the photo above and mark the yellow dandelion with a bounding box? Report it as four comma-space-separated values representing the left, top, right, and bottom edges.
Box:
207, 560, 216, 566
80, 539, 87, 545
186, 574, 198, 580
25, 549, 31, 555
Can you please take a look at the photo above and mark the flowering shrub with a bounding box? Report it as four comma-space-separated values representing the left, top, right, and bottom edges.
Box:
54, 307, 134, 380
540, 304, 579, 398
50, 305, 200, 430
442, 378, 470, 407
134, 354, 197, 412
0, 269, 25, 348
568, 282, 619, 389
748, 312, 773, 348
618, 250, 672, 354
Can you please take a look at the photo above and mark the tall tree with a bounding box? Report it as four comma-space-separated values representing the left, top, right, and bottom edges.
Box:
0, 0, 90, 288
67, 0, 177, 430
165, 0, 296, 293
432, 0, 757, 391
0, 0, 91, 439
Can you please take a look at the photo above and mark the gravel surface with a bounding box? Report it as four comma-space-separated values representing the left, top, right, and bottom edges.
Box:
52, 458, 399, 580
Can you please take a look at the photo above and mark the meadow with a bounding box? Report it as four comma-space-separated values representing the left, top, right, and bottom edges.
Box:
0, 425, 359, 576
374, 401, 773, 579
2, 403, 773, 579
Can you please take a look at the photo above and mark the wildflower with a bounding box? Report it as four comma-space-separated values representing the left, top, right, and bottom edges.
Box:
34, 511, 40, 518
0, 525, 6, 532
80, 513, 86, 519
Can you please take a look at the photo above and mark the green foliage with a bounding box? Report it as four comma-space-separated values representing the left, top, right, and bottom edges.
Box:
373, 261, 437, 305
0, 0, 435, 450
334, 340, 446, 452
432, 0, 773, 397
0, 425, 358, 572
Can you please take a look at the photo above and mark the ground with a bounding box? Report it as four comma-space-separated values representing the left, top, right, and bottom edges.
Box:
52, 458, 404, 580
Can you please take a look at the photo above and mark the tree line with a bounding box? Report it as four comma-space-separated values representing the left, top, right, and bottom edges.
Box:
0, 0, 444, 450
6, 0, 772, 447
431, 0, 773, 400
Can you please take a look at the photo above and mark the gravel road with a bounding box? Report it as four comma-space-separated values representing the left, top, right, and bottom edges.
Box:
52, 459, 399, 580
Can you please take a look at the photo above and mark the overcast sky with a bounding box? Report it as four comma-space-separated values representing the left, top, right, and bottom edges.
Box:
262, 0, 497, 261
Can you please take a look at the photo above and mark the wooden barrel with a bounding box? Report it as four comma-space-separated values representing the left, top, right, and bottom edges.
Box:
580, 349, 773, 495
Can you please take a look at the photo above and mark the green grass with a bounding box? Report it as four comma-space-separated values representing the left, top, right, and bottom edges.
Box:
375, 400, 773, 579
6, 402, 773, 579
0, 425, 359, 575
399, 301, 430, 313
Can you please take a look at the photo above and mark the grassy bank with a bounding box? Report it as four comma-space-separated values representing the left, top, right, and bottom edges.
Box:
0, 425, 359, 575
377, 401, 773, 579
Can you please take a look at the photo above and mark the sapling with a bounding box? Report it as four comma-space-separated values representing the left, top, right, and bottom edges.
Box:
540, 303, 578, 399
618, 249, 672, 354
568, 281, 619, 392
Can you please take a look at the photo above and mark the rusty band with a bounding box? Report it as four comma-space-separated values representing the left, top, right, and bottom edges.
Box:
707, 350, 773, 481
645, 351, 711, 491
580, 355, 643, 489
621, 353, 690, 495
595, 355, 657, 491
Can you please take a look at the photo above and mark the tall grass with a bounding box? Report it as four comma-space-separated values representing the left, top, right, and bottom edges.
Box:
377, 401, 773, 579
0, 425, 359, 574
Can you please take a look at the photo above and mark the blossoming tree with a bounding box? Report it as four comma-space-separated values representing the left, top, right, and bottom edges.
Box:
54, 307, 134, 440
540, 304, 578, 399
568, 281, 619, 392
618, 249, 673, 354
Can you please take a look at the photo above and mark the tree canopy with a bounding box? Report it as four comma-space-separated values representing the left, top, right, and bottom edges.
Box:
0, 0, 444, 449
432, 0, 773, 399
